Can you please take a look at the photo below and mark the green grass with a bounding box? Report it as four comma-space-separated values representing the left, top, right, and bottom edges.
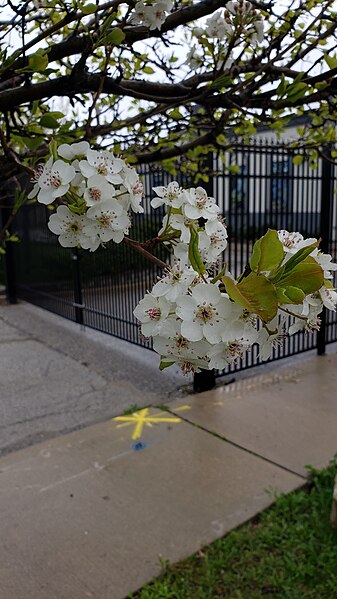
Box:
131, 458, 337, 599
123, 404, 142, 415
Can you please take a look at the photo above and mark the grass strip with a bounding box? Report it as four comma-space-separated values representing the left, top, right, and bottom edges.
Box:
131, 456, 337, 599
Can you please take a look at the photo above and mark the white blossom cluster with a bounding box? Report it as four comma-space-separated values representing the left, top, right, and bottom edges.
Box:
130, 0, 173, 30
28, 141, 144, 251
276, 230, 337, 336
134, 271, 260, 374
208, 1, 264, 42
133, 182, 337, 374
134, 182, 251, 374
187, 0, 264, 70
30, 144, 337, 376
152, 181, 228, 268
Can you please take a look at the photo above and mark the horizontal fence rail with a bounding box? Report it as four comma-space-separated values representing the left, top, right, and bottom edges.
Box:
6, 139, 337, 379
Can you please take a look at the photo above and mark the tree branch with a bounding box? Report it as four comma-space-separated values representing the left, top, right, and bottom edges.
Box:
134, 131, 217, 164
123, 237, 167, 268
1, 0, 232, 80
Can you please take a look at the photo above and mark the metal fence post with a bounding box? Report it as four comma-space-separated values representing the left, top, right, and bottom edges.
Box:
0, 193, 17, 304
193, 151, 216, 393
71, 248, 84, 325
4, 235, 17, 304
317, 145, 334, 356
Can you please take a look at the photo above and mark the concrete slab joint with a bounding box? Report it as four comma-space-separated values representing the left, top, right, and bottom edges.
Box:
1, 302, 337, 598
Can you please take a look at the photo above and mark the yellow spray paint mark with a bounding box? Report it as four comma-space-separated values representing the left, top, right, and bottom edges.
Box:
113, 407, 184, 440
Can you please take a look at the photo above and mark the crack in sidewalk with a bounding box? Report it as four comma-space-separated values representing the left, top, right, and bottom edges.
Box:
160, 405, 307, 481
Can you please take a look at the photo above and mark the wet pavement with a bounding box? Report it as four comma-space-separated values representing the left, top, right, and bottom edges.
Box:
0, 302, 337, 598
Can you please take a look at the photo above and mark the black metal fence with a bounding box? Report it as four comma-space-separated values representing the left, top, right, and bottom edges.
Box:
6, 139, 337, 378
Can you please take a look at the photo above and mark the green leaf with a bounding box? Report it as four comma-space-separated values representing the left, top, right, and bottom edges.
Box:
49, 138, 59, 160
216, 134, 226, 146
228, 164, 240, 174
282, 241, 319, 275
250, 229, 284, 273
286, 82, 308, 103
48, 111, 65, 119
101, 28, 125, 46
324, 53, 337, 70
100, 13, 117, 33
188, 227, 206, 275
17, 136, 44, 151
276, 257, 324, 295
293, 154, 304, 166
126, 155, 138, 164
80, 3, 97, 14
276, 286, 305, 304
143, 66, 155, 74
0, 49, 21, 74
159, 360, 175, 371
276, 73, 287, 97
169, 108, 183, 120
210, 74, 233, 90
28, 52, 48, 73
13, 189, 28, 213
222, 273, 278, 323
40, 115, 59, 129
68, 202, 87, 215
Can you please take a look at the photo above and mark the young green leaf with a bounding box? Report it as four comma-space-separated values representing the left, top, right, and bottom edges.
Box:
222, 272, 278, 323
80, 3, 97, 14
276, 257, 324, 295
276, 286, 305, 304
188, 227, 206, 275
159, 360, 175, 371
293, 154, 304, 166
143, 66, 155, 74
286, 82, 308, 103
210, 74, 233, 90
324, 53, 337, 70
100, 13, 117, 33
40, 115, 59, 129
101, 28, 125, 46
250, 229, 284, 273
276, 73, 287, 97
28, 52, 49, 73
282, 241, 319, 274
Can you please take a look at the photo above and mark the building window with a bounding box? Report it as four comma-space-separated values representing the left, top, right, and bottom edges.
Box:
270, 157, 293, 212
230, 162, 248, 209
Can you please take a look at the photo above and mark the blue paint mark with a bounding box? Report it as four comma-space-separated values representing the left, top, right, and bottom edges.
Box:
132, 441, 147, 451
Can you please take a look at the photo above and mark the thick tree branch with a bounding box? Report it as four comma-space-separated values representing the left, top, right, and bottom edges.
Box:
134, 131, 217, 164
2, 64, 337, 121
2, 0, 336, 89
0, 72, 206, 111
1, 0, 237, 81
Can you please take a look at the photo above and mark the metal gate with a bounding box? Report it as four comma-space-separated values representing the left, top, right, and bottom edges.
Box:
4, 140, 337, 378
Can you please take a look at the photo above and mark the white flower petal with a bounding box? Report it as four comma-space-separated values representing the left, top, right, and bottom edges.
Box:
181, 320, 203, 342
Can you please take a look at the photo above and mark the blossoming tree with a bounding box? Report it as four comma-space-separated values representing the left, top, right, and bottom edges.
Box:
23, 138, 337, 374
1, 0, 337, 169
1, 0, 337, 375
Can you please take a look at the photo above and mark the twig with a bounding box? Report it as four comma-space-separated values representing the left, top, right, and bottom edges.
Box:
123, 237, 167, 269
279, 306, 308, 321
0, 127, 35, 176
85, 48, 112, 137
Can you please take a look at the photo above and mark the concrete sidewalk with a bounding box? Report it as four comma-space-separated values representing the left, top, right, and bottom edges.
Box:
1, 303, 337, 598
0, 302, 186, 456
